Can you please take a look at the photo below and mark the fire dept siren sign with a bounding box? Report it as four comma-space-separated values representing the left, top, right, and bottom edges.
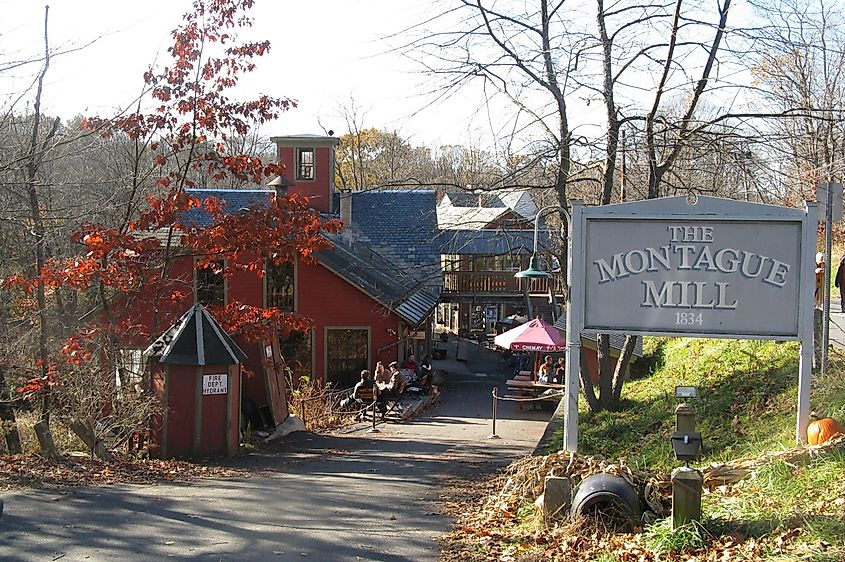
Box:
562, 196, 817, 453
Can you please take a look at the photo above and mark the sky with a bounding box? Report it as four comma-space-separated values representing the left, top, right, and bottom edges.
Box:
1, 0, 487, 148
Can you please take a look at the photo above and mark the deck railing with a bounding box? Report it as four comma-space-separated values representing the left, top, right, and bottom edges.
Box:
442, 271, 564, 295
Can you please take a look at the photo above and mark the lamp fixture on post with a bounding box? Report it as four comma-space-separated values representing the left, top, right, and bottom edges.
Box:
514, 204, 565, 279
513, 203, 583, 453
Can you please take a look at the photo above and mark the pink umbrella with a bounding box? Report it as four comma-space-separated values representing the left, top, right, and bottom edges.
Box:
494, 318, 566, 352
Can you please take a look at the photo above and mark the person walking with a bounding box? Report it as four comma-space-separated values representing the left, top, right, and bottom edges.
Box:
835, 255, 845, 312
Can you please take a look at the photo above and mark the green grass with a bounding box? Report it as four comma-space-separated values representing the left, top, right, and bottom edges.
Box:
546, 336, 845, 560
550, 337, 845, 471
642, 518, 711, 554
704, 451, 845, 560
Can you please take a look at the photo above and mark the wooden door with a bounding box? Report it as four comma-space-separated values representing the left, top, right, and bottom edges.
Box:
261, 335, 289, 426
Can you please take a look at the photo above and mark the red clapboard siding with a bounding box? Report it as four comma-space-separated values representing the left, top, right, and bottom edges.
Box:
297, 261, 401, 381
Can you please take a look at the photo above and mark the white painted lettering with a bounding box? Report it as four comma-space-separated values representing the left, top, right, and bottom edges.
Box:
740, 251, 768, 278
624, 249, 649, 275
594, 253, 628, 283
646, 245, 672, 272
763, 259, 790, 287
714, 282, 737, 309
714, 248, 740, 273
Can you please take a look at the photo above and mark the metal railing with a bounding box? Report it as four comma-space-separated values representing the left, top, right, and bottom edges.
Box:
488, 386, 563, 439
296, 386, 382, 432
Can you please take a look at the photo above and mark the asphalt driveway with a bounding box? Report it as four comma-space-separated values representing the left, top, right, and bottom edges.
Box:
0, 338, 552, 562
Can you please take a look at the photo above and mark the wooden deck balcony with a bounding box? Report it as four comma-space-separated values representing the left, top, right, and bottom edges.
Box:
442, 271, 564, 296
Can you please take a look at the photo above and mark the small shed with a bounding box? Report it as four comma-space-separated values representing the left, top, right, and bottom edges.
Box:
145, 304, 246, 458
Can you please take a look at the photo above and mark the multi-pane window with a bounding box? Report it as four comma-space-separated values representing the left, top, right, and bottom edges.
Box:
296, 148, 315, 180
325, 328, 369, 389
196, 259, 225, 307
267, 261, 295, 312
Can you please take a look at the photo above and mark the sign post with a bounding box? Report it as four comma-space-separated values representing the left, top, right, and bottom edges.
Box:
564, 196, 817, 451
818, 182, 843, 376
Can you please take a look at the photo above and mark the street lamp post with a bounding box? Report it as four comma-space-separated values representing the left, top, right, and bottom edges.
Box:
514, 203, 582, 452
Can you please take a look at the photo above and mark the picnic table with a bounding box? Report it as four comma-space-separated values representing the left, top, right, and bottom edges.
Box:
504, 378, 564, 410
505, 379, 564, 392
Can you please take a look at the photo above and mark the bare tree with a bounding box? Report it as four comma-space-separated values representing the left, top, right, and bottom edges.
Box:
405, 0, 752, 411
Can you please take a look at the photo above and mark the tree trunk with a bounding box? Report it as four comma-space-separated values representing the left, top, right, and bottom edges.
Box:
34, 420, 58, 459
0, 367, 22, 454
610, 335, 638, 409
26, 8, 59, 442
579, 353, 599, 413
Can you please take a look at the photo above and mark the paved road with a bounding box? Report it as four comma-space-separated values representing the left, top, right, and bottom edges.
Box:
0, 339, 551, 562
828, 309, 845, 349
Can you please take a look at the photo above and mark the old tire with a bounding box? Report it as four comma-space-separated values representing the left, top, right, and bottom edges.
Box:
570, 473, 640, 527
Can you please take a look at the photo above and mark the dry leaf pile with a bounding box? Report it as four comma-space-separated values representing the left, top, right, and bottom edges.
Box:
0, 452, 249, 490
442, 436, 845, 561
478, 433, 845, 526
478, 450, 671, 524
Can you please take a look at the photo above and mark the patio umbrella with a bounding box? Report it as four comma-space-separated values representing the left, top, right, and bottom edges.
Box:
493, 318, 566, 352
496, 314, 529, 330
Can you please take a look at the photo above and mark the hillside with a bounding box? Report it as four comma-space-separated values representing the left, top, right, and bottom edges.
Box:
442, 338, 845, 562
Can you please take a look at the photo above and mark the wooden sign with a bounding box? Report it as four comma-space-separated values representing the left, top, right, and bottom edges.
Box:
202, 374, 228, 395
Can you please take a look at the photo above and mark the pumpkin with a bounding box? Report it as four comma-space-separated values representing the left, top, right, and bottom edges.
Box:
807, 415, 844, 446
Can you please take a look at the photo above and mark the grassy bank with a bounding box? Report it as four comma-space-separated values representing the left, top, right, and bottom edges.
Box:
567, 338, 845, 470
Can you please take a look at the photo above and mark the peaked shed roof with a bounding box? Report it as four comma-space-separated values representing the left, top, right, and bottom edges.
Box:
144, 304, 247, 365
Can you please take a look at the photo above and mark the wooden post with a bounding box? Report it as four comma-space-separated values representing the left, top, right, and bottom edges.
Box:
69, 418, 112, 460
33, 420, 58, 459
0, 367, 22, 454
542, 476, 572, 521
671, 467, 703, 529
675, 403, 696, 433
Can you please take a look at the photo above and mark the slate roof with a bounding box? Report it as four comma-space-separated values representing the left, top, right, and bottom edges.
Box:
345, 190, 442, 280
144, 304, 247, 365
177, 188, 439, 327
437, 202, 509, 230
445, 192, 505, 208
318, 232, 439, 327
552, 311, 644, 357
182, 189, 275, 228
436, 228, 544, 255
498, 189, 539, 219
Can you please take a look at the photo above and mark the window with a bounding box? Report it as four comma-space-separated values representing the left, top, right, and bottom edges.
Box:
196, 259, 225, 307
296, 148, 315, 181
326, 328, 369, 389
267, 261, 295, 312
280, 330, 313, 383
